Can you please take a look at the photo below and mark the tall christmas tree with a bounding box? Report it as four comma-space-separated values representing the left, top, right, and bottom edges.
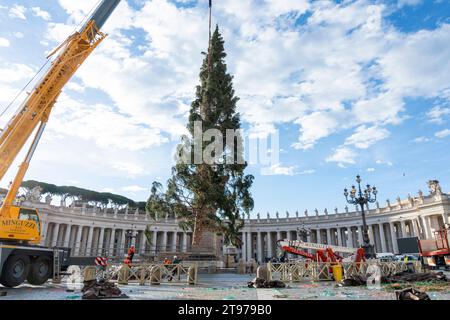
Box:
146, 25, 254, 248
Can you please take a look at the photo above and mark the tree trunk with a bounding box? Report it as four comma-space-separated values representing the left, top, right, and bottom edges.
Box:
191, 214, 204, 246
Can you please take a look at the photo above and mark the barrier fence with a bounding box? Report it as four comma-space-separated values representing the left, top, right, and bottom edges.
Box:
267, 261, 424, 282
66, 263, 198, 286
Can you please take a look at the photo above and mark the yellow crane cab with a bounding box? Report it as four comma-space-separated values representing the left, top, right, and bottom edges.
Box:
0, 206, 41, 244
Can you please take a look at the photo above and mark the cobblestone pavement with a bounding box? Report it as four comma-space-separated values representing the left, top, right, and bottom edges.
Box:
1, 273, 450, 300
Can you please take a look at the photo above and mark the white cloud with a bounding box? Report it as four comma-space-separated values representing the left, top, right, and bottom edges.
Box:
13, 32, 24, 39
111, 161, 146, 177
326, 147, 357, 167
293, 111, 346, 150
0, 63, 35, 83
31, 7, 51, 21
0, 63, 36, 127
46, 0, 450, 158
379, 24, 450, 100
397, 0, 422, 8
8, 4, 26, 20
49, 94, 168, 151
45, 23, 76, 43
66, 81, 85, 93
0, 37, 10, 47
57, 0, 96, 25
427, 105, 450, 124
435, 129, 450, 138
412, 136, 430, 143
122, 185, 147, 192
376, 159, 394, 166
299, 169, 315, 175
261, 163, 298, 176
367, 168, 375, 172
2, 0, 446, 187
344, 125, 390, 149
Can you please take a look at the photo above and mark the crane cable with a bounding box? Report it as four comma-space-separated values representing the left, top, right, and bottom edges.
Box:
0, 59, 50, 118
0, 0, 102, 120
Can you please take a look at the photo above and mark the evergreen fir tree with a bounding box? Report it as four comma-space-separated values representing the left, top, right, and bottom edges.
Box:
146, 26, 254, 247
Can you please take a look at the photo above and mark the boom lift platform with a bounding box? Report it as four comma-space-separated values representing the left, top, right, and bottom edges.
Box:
418, 224, 450, 269
277, 239, 366, 263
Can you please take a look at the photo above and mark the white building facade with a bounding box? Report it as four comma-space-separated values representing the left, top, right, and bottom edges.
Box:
12, 181, 450, 263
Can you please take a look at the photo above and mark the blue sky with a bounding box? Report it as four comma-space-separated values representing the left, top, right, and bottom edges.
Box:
0, 0, 449, 216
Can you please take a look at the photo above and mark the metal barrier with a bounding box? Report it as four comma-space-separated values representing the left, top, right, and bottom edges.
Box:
267, 261, 424, 282
76, 263, 198, 285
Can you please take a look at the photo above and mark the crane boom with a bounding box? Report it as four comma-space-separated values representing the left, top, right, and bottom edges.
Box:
0, 0, 120, 227
280, 239, 359, 254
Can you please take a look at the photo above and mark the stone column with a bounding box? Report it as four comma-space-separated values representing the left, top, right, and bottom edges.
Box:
389, 223, 399, 254
51, 223, 60, 247
424, 216, 432, 238
368, 225, 375, 245
337, 228, 343, 246
267, 232, 273, 258
316, 229, 322, 244
74, 226, 83, 256
442, 210, 449, 225
420, 216, 430, 239
358, 226, 363, 246
98, 228, 105, 256
151, 231, 158, 255
257, 232, 262, 263
41, 221, 48, 245
140, 231, 146, 254
378, 223, 387, 253
411, 220, 419, 237
86, 226, 94, 256
276, 231, 281, 241
326, 229, 331, 245
182, 233, 188, 252
246, 232, 252, 261
171, 232, 177, 252
287, 230, 292, 241
162, 231, 168, 252
120, 229, 126, 257
400, 221, 407, 238
242, 232, 247, 262
131, 230, 137, 247
347, 227, 353, 247
109, 229, 116, 257
63, 224, 72, 247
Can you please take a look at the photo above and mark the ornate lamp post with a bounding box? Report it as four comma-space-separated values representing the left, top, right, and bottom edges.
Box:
344, 175, 377, 258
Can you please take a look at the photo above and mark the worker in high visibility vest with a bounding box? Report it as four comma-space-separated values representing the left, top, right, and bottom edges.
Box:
123, 245, 136, 266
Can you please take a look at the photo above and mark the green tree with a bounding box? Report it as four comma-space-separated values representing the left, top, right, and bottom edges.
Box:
146, 26, 254, 247
20, 180, 138, 209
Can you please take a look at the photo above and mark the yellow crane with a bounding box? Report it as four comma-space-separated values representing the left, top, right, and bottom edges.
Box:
0, 0, 121, 287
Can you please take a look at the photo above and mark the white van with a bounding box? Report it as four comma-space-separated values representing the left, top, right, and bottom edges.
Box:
376, 252, 396, 261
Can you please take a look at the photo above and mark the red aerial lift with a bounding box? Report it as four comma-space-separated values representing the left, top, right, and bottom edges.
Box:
277, 239, 366, 264
418, 224, 450, 269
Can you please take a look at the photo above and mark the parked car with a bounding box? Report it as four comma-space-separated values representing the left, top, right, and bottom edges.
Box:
376, 253, 396, 262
